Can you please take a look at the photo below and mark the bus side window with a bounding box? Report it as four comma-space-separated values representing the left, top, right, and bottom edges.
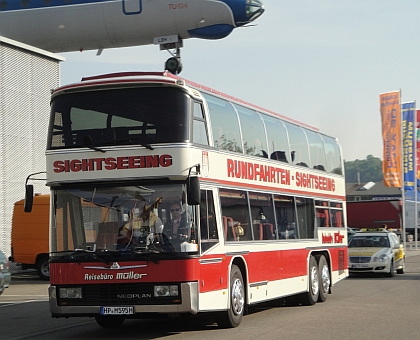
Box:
248, 191, 276, 241
274, 195, 298, 239
306, 129, 327, 171
233, 104, 268, 158
296, 197, 316, 239
262, 114, 291, 163
203, 93, 243, 153
200, 190, 218, 252
285, 122, 311, 167
193, 102, 208, 146
220, 188, 248, 241
330, 202, 343, 227
322, 135, 343, 175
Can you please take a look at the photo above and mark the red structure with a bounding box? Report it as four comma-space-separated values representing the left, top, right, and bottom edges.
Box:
347, 200, 402, 230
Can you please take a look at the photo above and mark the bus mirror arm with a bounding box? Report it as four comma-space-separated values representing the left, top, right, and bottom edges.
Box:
24, 171, 46, 213
24, 184, 34, 213
187, 164, 200, 206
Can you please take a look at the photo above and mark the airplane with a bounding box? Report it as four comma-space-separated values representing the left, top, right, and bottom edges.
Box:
0, 0, 265, 74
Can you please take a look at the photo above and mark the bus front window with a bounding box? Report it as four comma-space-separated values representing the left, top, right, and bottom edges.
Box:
51, 183, 199, 258
48, 87, 192, 149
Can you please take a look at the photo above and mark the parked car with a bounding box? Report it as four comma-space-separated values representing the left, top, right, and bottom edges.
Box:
347, 227, 357, 241
348, 228, 405, 277
0, 250, 11, 295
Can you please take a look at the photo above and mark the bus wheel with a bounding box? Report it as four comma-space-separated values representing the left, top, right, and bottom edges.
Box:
95, 316, 125, 328
317, 255, 330, 302
36, 255, 50, 281
216, 265, 245, 328
299, 255, 319, 306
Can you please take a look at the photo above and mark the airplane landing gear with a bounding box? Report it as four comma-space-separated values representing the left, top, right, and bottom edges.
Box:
165, 56, 182, 75
161, 39, 183, 75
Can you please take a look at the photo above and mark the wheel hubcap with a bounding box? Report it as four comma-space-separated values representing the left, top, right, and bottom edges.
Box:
42, 263, 50, 276
310, 266, 319, 295
320, 265, 330, 294
231, 278, 244, 316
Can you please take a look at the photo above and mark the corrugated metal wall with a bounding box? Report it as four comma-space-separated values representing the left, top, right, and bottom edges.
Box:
0, 39, 61, 258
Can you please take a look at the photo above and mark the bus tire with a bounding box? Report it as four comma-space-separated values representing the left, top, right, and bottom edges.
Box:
36, 255, 50, 281
95, 316, 125, 328
317, 255, 330, 302
215, 265, 245, 328
299, 255, 319, 306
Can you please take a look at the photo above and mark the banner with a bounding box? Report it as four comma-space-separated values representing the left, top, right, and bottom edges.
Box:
402, 102, 416, 192
417, 109, 420, 188
380, 91, 401, 187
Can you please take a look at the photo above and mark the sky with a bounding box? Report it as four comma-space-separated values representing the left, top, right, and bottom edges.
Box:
59, 0, 420, 162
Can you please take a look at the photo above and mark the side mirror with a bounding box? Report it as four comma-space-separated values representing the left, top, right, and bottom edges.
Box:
187, 177, 200, 205
24, 184, 34, 212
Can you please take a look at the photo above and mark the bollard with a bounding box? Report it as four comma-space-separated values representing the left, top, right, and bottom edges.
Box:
408, 234, 413, 250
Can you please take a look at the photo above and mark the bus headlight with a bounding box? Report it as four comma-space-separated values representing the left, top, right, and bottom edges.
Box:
154, 285, 179, 297
59, 287, 83, 299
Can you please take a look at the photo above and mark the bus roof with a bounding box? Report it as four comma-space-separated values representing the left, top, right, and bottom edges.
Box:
54, 71, 320, 133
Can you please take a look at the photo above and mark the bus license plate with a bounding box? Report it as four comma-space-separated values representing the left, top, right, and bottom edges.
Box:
100, 306, 134, 315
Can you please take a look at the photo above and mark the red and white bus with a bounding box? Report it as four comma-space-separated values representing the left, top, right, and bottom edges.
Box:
28, 71, 348, 328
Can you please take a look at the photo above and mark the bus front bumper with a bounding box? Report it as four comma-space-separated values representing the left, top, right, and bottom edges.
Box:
49, 282, 199, 317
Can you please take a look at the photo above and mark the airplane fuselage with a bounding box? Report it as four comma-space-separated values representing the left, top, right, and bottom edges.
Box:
0, 0, 264, 53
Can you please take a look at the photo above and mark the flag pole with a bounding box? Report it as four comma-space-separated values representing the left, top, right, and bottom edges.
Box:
401, 91, 406, 250
415, 104, 418, 249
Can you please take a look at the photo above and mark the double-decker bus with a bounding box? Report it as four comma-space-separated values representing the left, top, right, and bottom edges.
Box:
26, 71, 348, 328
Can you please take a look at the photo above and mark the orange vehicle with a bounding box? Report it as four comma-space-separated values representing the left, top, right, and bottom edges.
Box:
10, 194, 50, 280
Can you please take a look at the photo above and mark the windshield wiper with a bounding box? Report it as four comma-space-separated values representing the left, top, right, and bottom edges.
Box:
85, 145, 106, 153
70, 143, 106, 153
53, 250, 111, 265
140, 143, 154, 150
96, 137, 154, 150
130, 251, 160, 264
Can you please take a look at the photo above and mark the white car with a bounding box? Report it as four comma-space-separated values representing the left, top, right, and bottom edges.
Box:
0, 250, 11, 295
348, 229, 405, 277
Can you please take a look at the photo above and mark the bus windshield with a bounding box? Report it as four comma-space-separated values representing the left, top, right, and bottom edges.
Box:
51, 183, 199, 258
48, 86, 192, 149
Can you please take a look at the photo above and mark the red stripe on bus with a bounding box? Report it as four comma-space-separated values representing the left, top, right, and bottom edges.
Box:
200, 177, 345, 201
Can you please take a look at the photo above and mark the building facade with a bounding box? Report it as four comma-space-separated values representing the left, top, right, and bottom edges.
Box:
0, 36, 63, 258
